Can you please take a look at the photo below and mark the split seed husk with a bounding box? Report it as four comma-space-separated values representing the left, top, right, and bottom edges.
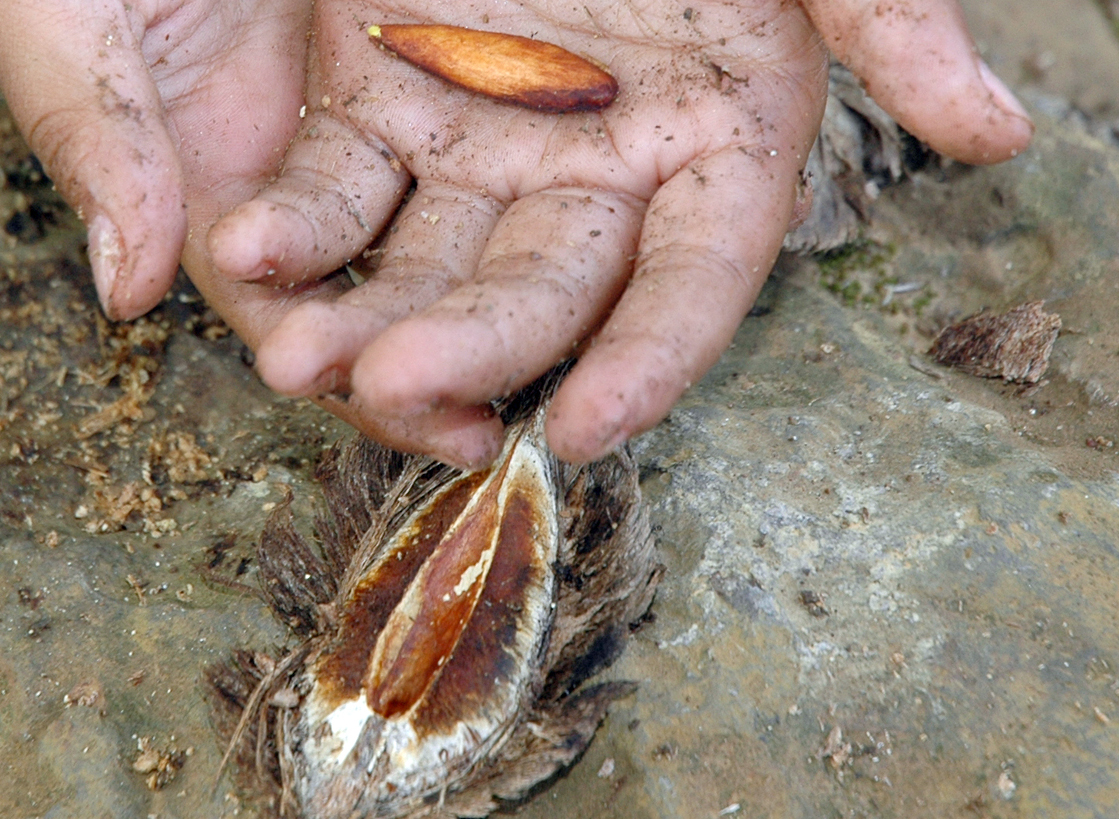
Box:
206, 379, 660, 818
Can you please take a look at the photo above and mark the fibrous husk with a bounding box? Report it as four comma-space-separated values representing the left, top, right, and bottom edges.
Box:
785, 61, 930, 253
929, 300, 1062, 383
206, 386, 661, 819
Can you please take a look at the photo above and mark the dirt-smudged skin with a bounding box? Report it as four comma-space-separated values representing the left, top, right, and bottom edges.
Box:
368, 24, 618, 112
206, 387, 661, 819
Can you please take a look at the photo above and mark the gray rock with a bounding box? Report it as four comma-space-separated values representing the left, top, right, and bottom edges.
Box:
3, 33, 1119, 819
513, 113, 1119, 819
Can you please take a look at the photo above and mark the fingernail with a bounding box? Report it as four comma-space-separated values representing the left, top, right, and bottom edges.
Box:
430, 413, 504, 471
596, 425, 629, 457
977, 60, 1032, 124
309, 366, 349, 398
88, 214, 122, 315
445, 432, 502, 472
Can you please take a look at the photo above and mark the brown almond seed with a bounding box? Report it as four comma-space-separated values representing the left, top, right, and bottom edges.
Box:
368, 23, 618, 112
363, 438, 520, 717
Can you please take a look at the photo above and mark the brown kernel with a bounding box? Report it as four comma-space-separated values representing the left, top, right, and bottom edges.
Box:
369, 24, 617, 112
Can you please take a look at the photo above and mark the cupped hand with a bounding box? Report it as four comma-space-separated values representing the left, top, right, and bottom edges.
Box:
0, 0, 316, 326
208, 0, 1033, 469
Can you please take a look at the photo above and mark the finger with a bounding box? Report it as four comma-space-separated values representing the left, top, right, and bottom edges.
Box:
0, 0, 185, 319
318, 393, 505, 471
207, 109, 410, 285
151, 0, 315, 351
253, 182, 504, 395
546, 144, 803, 463
802, 0, 1033, 164
349, 188, 645, 418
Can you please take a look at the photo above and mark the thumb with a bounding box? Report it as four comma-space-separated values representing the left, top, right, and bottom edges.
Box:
0, 0, 185, 319
802, 0, 1033, 165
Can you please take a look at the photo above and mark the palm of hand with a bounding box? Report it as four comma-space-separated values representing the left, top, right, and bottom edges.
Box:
325, 1, 823, 199
162, 1, 310, 196
217, 0, 827, 466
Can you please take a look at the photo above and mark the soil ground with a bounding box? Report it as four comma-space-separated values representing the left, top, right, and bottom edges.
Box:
1, 3, 1118, 818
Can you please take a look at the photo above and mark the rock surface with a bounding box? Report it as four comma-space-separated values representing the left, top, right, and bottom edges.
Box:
1, 3, 1118, 818
511, 104, 1119, 819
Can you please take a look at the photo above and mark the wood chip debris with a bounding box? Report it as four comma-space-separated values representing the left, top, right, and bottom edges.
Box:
75, 393, 146, 439
63, 679, 105, 712
146, 430, 215, 483
929, 301, 1060, 384
820, 725, 852, 769
132, 736, 189, 791
996, 770, 1016, 800
799, 590, 829, 617
79, 480, 165, 534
